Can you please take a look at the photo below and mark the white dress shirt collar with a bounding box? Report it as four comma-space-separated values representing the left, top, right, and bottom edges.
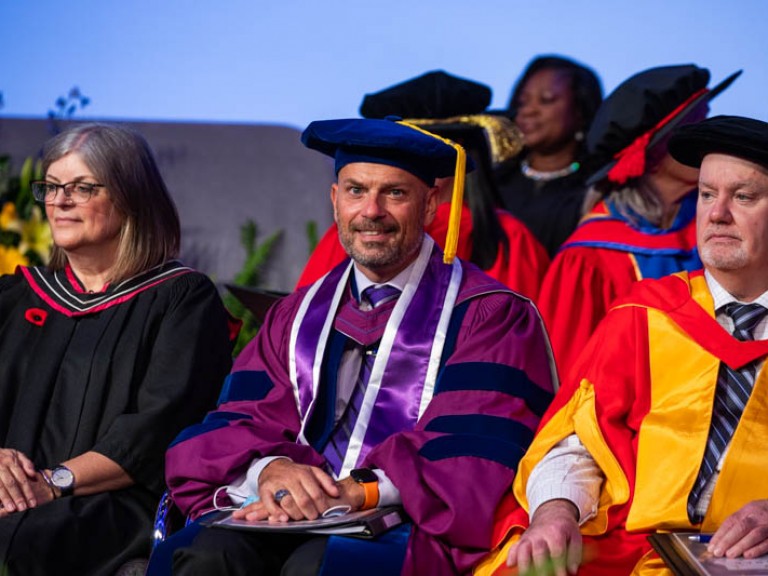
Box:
353, 256, 417, 300
704, 269, 768, 338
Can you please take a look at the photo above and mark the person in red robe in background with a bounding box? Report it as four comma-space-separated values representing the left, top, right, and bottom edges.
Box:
296, 71, 549, 301
537, 64, 740, 379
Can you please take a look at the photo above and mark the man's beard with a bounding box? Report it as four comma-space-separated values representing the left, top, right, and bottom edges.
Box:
338, 220, 420, 271
700, 243, 748, 271
699, 226, 748, 271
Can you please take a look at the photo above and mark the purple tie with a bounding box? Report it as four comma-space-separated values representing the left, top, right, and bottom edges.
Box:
360, 284, 401, 308
687, 302, 767, 522
323, 285, 401, 474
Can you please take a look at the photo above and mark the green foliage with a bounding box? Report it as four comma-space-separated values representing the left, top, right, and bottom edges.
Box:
232, 220, 282, 286
0, 155, 43, 217
0, 155, 9, 199
305, 219, 319, 254
222, 218, 326, 357
0, 155, 48, 270
223, 220, 282, 356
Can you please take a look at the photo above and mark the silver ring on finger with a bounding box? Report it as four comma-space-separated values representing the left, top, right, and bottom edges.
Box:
274, 489, 291, 503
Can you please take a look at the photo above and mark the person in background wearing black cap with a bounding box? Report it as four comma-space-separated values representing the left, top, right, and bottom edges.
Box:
537, 64, 740, 379
494, 55, 604, 257
296, 70, 550, 301
475, 115, 768, 576
412, 113, 551, 299
152, 118, 556, 575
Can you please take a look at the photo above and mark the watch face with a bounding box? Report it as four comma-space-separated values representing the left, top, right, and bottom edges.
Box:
51, 466, 74, 488
350, 468, 378, 484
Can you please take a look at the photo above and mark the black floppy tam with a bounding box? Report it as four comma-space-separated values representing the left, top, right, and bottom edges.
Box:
359, 70, 492, 119
586, 65, 741, 186
358, 70, 520, 168
668, 115, 768, 170
353, 72, 521, 270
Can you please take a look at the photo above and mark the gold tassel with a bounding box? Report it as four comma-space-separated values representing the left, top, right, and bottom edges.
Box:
396, 120, 466, 264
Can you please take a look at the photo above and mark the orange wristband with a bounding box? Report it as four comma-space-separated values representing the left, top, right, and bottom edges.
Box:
361, 479, 379, 510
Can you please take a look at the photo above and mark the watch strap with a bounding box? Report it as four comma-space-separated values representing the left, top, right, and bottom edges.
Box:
360, 477, 379, 510
39, 469, 56, 497
349, 468, 379, 509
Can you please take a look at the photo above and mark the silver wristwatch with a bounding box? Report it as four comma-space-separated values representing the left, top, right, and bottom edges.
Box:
49, 465, 75, 497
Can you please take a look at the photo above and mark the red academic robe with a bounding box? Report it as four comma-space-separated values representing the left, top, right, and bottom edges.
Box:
297, 203, 549, 301
475, 270, 768, 575
537, 197, 699, 382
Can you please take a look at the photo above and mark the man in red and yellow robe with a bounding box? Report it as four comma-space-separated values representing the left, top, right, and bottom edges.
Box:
477, 114, 768, 576
478, 270, 768, 575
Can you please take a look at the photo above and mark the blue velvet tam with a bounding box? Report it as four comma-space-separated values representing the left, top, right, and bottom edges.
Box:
301, 117, 468, 185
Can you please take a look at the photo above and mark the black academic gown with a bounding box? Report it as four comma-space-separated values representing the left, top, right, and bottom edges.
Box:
0, 261, 234, 576
495, 160, 588, 258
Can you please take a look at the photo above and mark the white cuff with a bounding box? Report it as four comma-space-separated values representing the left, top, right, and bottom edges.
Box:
527, 485, 598, 526
373, 469, 401, 507
526, 434, 602, 526
223, 459, 402, 509
223, 456, 291, 504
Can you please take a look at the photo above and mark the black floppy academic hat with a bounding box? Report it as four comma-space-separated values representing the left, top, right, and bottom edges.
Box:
359, 70, 492, 120
586, 64, 741, 186
358, 70, 522, 168
668, 115, 768, 170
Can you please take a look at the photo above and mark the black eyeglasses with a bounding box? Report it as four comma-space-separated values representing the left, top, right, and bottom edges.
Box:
31, 180, 106, 204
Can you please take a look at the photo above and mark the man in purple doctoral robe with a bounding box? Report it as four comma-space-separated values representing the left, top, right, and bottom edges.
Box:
153, 117, 557, 575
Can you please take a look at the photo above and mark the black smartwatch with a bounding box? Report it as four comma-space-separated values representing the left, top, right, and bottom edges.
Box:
350, 468, 379, 509
49, 465, 75, 497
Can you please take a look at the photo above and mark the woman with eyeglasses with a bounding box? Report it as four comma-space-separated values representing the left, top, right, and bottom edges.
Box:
0, 123, 235, 575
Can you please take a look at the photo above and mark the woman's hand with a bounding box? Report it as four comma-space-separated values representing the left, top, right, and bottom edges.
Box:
0, 448, 53, 515
0, 449, 134, 518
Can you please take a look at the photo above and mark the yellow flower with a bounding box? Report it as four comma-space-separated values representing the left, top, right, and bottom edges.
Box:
18, 205, 52, 263
0, 202, 21, 233
0, 245, 28, 275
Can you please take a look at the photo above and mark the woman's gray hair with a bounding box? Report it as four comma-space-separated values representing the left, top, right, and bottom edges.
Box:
582, 182, 664, 227
42, 123, 180, 282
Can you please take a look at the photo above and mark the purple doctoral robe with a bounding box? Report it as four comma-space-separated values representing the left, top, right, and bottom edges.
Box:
166, 241, 556, 575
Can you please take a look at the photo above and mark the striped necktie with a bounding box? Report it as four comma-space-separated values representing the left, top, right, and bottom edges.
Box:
360, 284, 401, 308
687, 302, 767, 522
323, 284, 401, 474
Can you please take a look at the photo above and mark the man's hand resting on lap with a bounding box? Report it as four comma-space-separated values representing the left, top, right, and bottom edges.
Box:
233, 459, 340, 523
506, 499, 582, 576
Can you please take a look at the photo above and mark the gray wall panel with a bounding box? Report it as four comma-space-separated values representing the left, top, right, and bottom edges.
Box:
0, 117, 335, 291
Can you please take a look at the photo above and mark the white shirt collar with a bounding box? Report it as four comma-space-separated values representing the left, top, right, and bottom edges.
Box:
353, 255, 418, 299
704, 269, 768, 312
704, 269, 768, 339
